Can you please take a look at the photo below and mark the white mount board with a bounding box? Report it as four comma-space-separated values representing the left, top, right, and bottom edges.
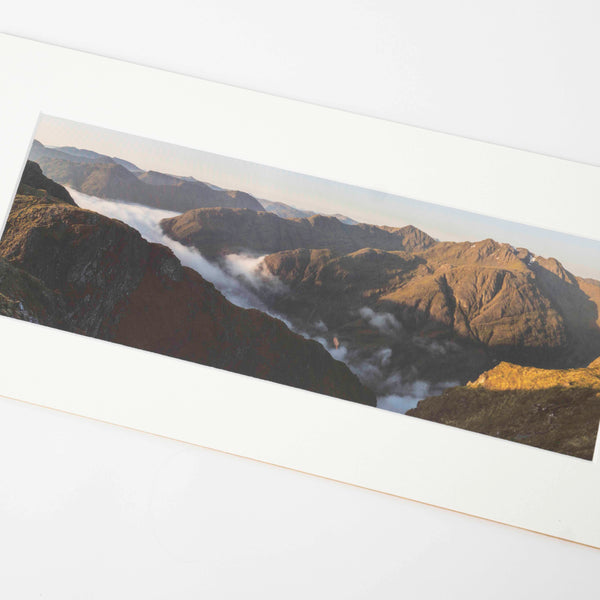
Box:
1, 33, 599, 548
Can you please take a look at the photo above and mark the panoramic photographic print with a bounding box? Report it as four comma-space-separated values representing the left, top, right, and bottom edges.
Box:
3, 114, 600, 460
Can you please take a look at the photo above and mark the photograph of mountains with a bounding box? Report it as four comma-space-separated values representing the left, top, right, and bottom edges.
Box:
2, 115, 600, 459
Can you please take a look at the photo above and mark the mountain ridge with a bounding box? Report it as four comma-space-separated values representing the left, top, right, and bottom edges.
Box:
160, 206, 437, 258
30, 141, 265, 213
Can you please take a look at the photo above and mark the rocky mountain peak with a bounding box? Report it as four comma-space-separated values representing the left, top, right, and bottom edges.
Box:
17, 160, 76, 206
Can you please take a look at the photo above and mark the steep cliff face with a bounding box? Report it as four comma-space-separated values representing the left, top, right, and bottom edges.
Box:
160, 207, 437, 257
407, 359, 600, 459
30, 141, 264, 213
0, 164, 375, 406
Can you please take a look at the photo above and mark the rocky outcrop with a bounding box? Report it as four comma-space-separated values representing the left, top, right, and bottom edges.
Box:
160, 207, 437, 258
17, 160, 76, 206
29, 140, 264, 213
0, 167, 375, 406
407, 359, 600, 459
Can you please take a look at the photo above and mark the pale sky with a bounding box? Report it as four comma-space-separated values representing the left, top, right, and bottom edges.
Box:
33, 114, 600, 280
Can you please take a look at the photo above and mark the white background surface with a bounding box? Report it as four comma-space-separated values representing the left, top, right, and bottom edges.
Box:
2, 1, 600, 598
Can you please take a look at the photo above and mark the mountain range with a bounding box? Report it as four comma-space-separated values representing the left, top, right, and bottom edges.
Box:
29, 140, 264, 213
29, 141, 363, 226
160, 207, 600, 388
0, 161, 375, 406
30, 140, 365, 225
160, 207, 436, 258
4, 157, 600, 458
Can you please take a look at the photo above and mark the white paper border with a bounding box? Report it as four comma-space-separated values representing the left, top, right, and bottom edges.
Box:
1, 33, 599, 548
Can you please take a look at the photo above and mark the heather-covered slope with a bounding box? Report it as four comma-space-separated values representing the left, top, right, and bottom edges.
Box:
407, 359, 600, 459
0, 162, 375, 406
30, 140, 264, 213
160, 207, 437, 257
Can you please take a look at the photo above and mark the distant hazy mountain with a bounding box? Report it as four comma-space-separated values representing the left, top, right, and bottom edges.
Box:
113, 157, 144, 172
32, 141, 142, 172
29, 140, 264, 213
31, 141, 362, 223
259, 198, 312, 219
51, 145, 118, 162
259, 197, 358, 225
137, 170, 188, 186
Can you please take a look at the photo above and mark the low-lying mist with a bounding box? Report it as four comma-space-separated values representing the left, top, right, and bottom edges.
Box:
70, 189, 277, 314
69, 189, 456, 412
314, 334, 457, 412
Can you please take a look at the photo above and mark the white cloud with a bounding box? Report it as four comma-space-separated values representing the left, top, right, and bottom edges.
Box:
222, 253, 288, 296
377, 379, 457, 413
314, 320, 328, 333
377, 394, 421, 413
358, 307, 402, 334
69, 188, 273, 313
314, 336, 348, 361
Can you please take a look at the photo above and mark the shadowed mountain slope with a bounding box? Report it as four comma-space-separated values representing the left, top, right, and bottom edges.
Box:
0, 162, 375, 406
